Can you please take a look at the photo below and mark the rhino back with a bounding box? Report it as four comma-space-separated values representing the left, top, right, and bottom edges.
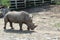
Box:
4, 11, 31, 23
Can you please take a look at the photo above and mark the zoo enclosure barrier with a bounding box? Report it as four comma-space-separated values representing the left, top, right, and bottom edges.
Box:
9, 0, 55, 10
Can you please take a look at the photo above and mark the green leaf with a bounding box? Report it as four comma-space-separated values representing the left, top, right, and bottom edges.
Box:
1, 0, 10, 7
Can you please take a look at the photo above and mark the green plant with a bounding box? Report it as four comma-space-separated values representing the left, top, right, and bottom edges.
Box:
1, 0, 10, 7
56, 2, 60, 5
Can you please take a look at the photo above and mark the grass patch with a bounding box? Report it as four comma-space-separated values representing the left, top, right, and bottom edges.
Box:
54, 23, 60, 27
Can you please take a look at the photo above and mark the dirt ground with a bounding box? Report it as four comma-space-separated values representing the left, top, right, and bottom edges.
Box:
0, 5, 60, 40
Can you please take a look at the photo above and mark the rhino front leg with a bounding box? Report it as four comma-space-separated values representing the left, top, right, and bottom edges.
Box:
9, 22, 14, 29
27, 27, 30, 31
19, 23, 23, 31
26, 23, 30, 31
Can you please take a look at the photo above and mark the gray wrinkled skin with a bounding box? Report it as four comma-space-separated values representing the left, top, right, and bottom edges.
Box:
4, 11, 37, 31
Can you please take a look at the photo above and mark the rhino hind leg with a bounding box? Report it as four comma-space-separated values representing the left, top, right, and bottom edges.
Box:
4, 21, 8, 29
9, 22, 14, 29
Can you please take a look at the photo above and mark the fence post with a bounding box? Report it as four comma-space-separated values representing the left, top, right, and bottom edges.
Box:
24, 0, 26, 8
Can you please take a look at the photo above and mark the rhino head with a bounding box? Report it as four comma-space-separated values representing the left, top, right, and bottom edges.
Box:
30, 23, 37, 30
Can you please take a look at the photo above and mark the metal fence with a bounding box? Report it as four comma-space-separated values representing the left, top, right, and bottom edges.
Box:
9, 0, 55, 10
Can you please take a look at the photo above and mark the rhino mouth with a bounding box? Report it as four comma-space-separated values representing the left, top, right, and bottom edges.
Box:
31, 28, 34, 30
31, 25, 37, 30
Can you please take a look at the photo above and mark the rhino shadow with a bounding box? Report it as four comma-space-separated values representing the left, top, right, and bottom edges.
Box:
4, 29, 35, 34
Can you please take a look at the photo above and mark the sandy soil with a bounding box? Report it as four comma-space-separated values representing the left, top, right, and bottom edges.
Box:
0, 5, 60, 40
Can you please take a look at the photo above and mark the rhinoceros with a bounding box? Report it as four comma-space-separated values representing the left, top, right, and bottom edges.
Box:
4, 11, 37, 31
